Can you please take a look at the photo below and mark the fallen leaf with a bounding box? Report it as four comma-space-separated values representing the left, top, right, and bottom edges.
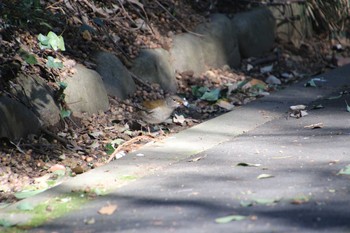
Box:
304, 123, 323, 129
188, 155, 207, 162
215, 215, 246, 223
260, 64, 273, 73
84, 217, 96, 225
300, 110, 308, 117
253, 198, 279, 205
290, 196, 310, 205
304, 79, 317, 87
242, 79, 267, 90
265, 75, 281, 85
240, 200, 253, 207
236, 162, 261, 167
49, 164, 66, 173
173, 114, 186, 124
290, 105, 307, 111
326, 94, 342, 100
311, 104, 324, 109
200, 88, 221, 101
345, 100, 350, 112
216, 99, 235, 110
281, 72, 294, 79
257, 174, 274, 179
98, 204, 118, 215
247, 64, 253, 71
338, 165, 350, 175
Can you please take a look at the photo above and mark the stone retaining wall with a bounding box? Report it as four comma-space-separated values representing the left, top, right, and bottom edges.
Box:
0, 5, 311, 140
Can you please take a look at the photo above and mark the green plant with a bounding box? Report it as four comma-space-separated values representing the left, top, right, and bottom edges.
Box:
37, 31, 65, 52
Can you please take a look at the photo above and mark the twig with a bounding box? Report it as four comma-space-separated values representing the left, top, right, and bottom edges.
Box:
129, 71, 153, 89
41, 127, 71, 148
9, 140, 25, 154
105, 135, 153, 163
126, 0, 155, 35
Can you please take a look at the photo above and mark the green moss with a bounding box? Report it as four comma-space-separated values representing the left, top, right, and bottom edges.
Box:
1, 227, 25, 233
5, 192, 90, 231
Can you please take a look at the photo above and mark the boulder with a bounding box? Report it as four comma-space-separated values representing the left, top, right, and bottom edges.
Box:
196, 14, 241, 68
95, 51, 136, 99
64, 64, 109, 117
232, 7, 276, 58
9, 73, 60, 126
131, 48, 177, 93
170, 33, 206, 75
269, 3, 313, 45
0, 96, 41, 140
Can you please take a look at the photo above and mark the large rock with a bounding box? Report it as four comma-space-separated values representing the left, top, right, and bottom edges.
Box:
170, 33, 206, 75
269, 3, 312, 45
196, 14, 241, 68
232, 7, 276, 58
94, 51, 136, 99
0, 96, 41, 140
131, 48, 177, 93
64, 64, 109, 117
9, 73, 60, 126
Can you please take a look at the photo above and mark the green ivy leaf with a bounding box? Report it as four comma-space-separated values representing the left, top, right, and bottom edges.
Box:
253, 198, 279, 205
201, 88, 221, 101
105, 143, 115, 155
58, 81, 68, 89
338, 165, 350, 175
237, 80, 249, 89
251, 83, 267, 91
38, 33, 50, 49
47, 31, 65, 51
18, 48, 38, 65
46, 56, 63, 69
60, 109, 71, 118
25, 54, 38, 65
257, 173, 274, 179
191, 86, 209, 98
38, 31, 65, 51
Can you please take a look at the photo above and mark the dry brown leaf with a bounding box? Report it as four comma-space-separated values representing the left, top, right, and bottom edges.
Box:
304, 123, 324, 129
216, 99, 235, 110
98, 204, 118, 215
188, 155, 207, 162
48, 164, 66, 173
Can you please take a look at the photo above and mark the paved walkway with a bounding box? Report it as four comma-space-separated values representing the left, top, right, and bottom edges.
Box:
3, 65, 350, 233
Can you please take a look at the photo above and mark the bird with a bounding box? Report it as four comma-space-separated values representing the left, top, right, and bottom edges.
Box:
136, 95, 187, 125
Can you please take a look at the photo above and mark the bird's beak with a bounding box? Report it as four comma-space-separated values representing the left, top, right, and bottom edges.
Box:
182, 98, 189, 107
